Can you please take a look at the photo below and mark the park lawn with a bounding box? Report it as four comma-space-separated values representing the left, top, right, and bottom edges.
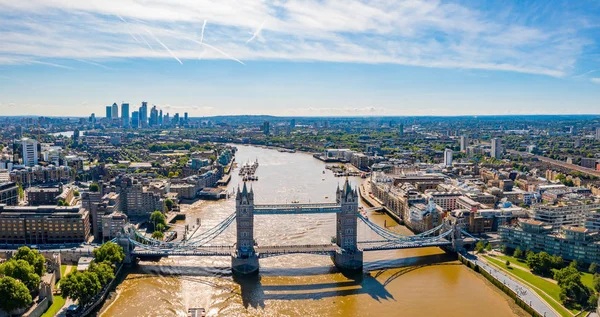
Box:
581, 272, 595, 290
60, 264, 68, 277
492, 254, 529, 270
484, 255, 578, 317
41, 295, 66, 317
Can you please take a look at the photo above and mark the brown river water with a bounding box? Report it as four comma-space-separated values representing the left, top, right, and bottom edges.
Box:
100, 145, 526, 317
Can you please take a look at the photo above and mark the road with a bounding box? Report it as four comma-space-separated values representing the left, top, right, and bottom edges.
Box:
463, 252, 560, 317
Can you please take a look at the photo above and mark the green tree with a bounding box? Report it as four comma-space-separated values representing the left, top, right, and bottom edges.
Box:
88, 262, 115, 286
485, 243, 492, 252
589, 262, 598, 274
505, 260, 510, 267
92, 242, 124, 264
60, 270, 102, 305
89, 183, 99, 192
500, 244, 508, 254
152, 231, 164, 240
0, 276, 33, 313
149, 211, 166, 231
156, 223, 165, 232
0, 259, 41, 291
73, 190, 80, 197
475, 241, 486, 253
527, 252, 557, 276
593, 273, 600, 292
554, 265, 590, 305
165, 198, 174, 210
13, 246, 45, 276
589, 293, 599, 309
513, 247, 523, 259
17, 184, 24, 200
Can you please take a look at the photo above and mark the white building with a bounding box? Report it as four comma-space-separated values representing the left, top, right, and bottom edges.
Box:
21, 138, 38, 167
443, 149, 453, 167
490, 138, 501, 159
531, 202, 600, 227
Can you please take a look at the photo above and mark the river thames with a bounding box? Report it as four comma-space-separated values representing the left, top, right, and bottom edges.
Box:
100, 145, 526, 317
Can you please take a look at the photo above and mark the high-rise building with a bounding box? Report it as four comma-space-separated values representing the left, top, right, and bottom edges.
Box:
149, 106, 159, 126
290, 118, 296, 128
184, 112, 188, 124
139, 102, 148, 127
596, 127, 600, 141
460, 136, 469, 152
21, 138, 39, 167
111, 102, 119, 119
159, 110, 163, 125
263, 121, 270, 135
444, 149, 453, 167
490, 138, 502, 159
121, 103, 130, 127
90, 113, 96, 128
106, 106, 112, 118
173, 113, 180, 126
399, 123, 404, 137
131, 111, 140, 128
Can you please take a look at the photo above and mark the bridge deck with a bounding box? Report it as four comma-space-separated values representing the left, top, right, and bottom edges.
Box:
254, 203, 341, 215
358, 240, 452, 251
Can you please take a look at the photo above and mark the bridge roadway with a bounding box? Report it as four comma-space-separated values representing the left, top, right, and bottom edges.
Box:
253, 203, 342, 215
130, 238, 455, 258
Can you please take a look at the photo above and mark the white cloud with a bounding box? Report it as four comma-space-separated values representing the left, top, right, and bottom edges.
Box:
591, 78, 600, 84
0, 0, 594, 76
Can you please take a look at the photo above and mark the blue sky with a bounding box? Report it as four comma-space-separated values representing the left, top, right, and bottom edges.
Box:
0, 0, 599, 117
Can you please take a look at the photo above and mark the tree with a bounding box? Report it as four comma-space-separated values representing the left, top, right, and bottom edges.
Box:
589, 293, 599, 309
0, 259, 41, 291
0, 276, 33, 313
93, 242, 124, 264
500, 244, 508, 254
60, 270, 102, 305
593, 273, 600, 292
165, 198, 174, 210
513, 247, 523, 259
89, 183, 99, 192
13, 246, 45, 276
156, 223, 165, 232
17, 184, 24, 200
589, 262, 598, 274
485, 243, 492, 252
505, 260, 511, 268
88, 262, 115, 286
152, 231, 164, 240
554, 265, 590, 305
475, 241, 486, 253
74, 190, 80, 197
149, 211, 166, 231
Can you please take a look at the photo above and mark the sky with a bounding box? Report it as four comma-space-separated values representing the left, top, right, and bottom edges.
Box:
0, 0, 599, 117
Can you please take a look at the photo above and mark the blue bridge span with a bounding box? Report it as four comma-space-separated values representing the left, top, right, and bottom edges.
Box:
117, 180, 473, 275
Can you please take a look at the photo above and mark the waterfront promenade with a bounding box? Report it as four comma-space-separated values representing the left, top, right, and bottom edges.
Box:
463, 253, 559, 317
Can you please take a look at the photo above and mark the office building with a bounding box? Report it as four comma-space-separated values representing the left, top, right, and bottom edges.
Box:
596, 127, 600, 141
131, 111, 140, 128
21, 138, 38, 167
184, 112, 188, 124
460, 136, 469, 152
140, 101, 148, 127
490, 138, 501, 159
581, 157, 598, 169
263, 121, 270, 135
159, 110, 163, 125
149, 106, 158, 126
121, 103, 130, 126
101, 212, 128, 241
0, 205, 90, 245
500, 219, 600, 264
444, 149, 453, 167
530, 202, 600, 227
111, 102, 119, 119
106, 106, 112, 118
0, 182, 18, 206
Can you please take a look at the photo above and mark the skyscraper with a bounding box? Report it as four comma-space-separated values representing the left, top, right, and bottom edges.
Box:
159, 110, 163, 125
21, 138, 38, 167
121, 103, 130, 127
460, 135, 469, 152
131, 111, 140, 128
491, 138, 502, 159
106, 106, 112, 118
139, 102, 148, 128
149, 106, 158, 126
444, 149, 453, 167
596, 127, 600, 141
290, 118, 296, 128
184, 112, 188, 125
111, 102, 119, 119
263, 121, 270, 135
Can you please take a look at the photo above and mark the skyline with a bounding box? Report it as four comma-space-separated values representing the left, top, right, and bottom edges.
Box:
1, 0, 600, 116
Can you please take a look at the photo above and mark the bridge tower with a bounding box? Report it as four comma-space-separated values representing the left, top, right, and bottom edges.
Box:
232, 182, 259, 275
333, 179, 363, 272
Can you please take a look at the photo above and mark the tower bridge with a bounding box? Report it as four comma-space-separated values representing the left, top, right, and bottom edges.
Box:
117, 180, 471, 275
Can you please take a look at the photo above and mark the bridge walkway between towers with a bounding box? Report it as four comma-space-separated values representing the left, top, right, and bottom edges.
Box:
253, 203, 341, 215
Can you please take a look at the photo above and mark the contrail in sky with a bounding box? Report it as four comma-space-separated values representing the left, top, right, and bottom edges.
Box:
200, 20, 207, 45
138, 33, 156, 52
117, 14, 144, 46
75, 59, 112, 70
246, 21, 265, 44
572, 69, 597, 78
188, 38, 244, 65
143, 27, 183, 64
30, 60, 75, 69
